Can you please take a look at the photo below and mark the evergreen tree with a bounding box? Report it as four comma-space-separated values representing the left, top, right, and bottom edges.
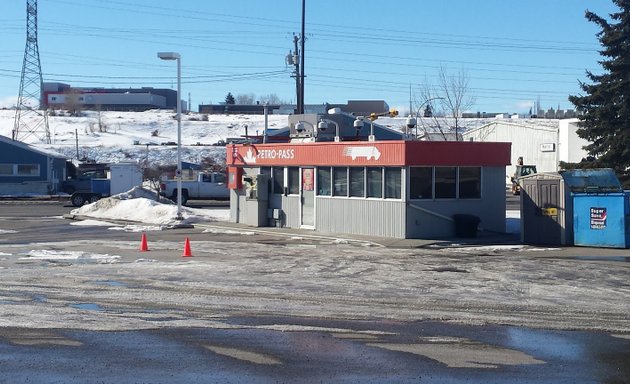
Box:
569, 1, 630, 181
225, 92, 235, 105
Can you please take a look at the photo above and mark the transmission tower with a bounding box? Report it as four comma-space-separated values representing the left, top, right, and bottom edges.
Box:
13, 0, 50, 143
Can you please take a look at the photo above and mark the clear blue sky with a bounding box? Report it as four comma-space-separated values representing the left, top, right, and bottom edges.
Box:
0, 0, 618, 114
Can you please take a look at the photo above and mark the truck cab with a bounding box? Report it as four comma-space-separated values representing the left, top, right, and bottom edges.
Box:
159, 171, 229, 204
511, 165, 537, 195
60, 162, 108, 195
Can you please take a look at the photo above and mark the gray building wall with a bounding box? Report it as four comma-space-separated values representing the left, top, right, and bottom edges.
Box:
405, 167, 506, 238
316, 198, 406, 238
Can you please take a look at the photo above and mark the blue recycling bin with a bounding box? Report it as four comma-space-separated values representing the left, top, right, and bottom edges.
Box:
573, 192, 630, 248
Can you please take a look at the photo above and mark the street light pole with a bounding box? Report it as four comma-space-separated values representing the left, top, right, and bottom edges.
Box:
415, 97, 444, 138
158, 51, 183, 221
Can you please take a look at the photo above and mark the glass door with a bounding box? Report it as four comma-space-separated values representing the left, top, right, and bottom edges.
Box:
301, 168, 315, 227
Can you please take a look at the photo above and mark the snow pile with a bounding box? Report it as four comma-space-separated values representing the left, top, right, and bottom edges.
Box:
70, 186, 229, 227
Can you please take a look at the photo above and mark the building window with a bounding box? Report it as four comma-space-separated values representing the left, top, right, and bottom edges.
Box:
51, 97, 57, 101
0, 164, 12, 175
272, 167, 284, 194
384, 167, 401, 199
435, 166, 457, 199
317, 167, 331, 196
410, 167, 433, 199
459, 167, 481, 199
287, 167, 299, 195
349, 167, 365, 197
17, 164, 40, 176
366, 167, 383, 198
261, 167, 272, 195
332, 167, 347, 197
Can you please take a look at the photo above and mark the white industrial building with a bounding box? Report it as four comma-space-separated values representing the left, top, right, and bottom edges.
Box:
462, 118, 590, 183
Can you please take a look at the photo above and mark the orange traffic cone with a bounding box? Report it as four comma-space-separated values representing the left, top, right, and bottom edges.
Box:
140, 233, 149, 252
182, 237, 192, 257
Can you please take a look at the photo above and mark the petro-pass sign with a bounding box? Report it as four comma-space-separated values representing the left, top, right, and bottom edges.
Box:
230, 142, 404, 166
228, 140, 510, 167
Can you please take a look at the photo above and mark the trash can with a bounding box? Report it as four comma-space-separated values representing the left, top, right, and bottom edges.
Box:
453, 214, 480, 238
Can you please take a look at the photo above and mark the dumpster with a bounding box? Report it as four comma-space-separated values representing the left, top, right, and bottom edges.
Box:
520, 168, 626, 247
573, 192, 630, 248
453, 214, 480, 238
520, 172, 571, 245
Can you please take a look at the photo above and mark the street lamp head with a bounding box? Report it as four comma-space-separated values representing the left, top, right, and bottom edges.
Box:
317, 120, 328, 132
158, 52, 180, 60
406, 116, 417, 129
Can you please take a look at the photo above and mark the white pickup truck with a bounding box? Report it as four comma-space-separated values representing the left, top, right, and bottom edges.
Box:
159, 172, 229, 204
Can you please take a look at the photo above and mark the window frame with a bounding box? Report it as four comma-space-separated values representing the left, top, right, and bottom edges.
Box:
316, 167, 332, 196
287, 167, 300, 195
332, 167, 348, 197
409, 166, 433, 200
349, 167, 365, 198
272, 167, 284, 195
366, 167, 383, 198
384, 167, 402, 199
458, 166, 482, 199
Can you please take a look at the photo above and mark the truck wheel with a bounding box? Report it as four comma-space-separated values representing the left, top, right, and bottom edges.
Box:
71, 194, 85, 207
171, 190, 189, 206
89, 195, 100, 203
181, 191, 189, 205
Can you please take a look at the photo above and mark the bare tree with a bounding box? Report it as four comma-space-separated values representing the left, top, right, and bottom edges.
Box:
236, 93, 256, 104
63, 89, 83, 117
258, 93, 284, 105
414, 67, 475, 141
414, 79, 450, 141
95, 104, 108, 132
437, 66, 475, 140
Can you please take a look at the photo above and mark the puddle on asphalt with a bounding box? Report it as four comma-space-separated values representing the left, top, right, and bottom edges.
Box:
505, 327, 584, 360
203, 344, 282, 365
367, 340, 544, 368
574, 256, 630, 262
32, 294, 47, 303
430, 266, 468, 273
69, 303, 104, 311
93, 280, 128, 287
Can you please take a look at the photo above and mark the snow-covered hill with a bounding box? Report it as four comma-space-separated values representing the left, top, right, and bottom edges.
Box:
0, 109, 289, 167
1, 109, 553, 168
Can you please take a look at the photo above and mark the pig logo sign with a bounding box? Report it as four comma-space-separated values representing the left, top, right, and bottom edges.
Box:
343, 146, 381, 161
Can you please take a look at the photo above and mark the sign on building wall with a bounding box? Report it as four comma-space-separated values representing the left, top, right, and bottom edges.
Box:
540, 143, 556, 152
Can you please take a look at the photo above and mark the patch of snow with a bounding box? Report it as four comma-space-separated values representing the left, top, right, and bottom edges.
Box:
21, 250, 120, 263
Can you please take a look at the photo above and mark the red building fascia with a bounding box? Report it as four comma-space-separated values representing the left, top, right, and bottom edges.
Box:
228, 140, 511, 168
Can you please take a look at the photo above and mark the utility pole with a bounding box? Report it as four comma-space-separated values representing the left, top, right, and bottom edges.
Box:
13, 0, 50, 143
292, 35, 301, 114
409, 83, 412, 117
299, 0, 305, 114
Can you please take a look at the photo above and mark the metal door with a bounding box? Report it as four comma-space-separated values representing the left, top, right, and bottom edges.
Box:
301, 168, 315, 227
522, 179, 562, 244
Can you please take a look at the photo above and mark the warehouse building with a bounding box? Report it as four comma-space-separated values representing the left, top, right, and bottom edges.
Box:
462, 118, 590, 183
226, 113, 511, 239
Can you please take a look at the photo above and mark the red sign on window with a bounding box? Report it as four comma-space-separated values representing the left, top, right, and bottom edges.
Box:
302, 168, 314, 191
